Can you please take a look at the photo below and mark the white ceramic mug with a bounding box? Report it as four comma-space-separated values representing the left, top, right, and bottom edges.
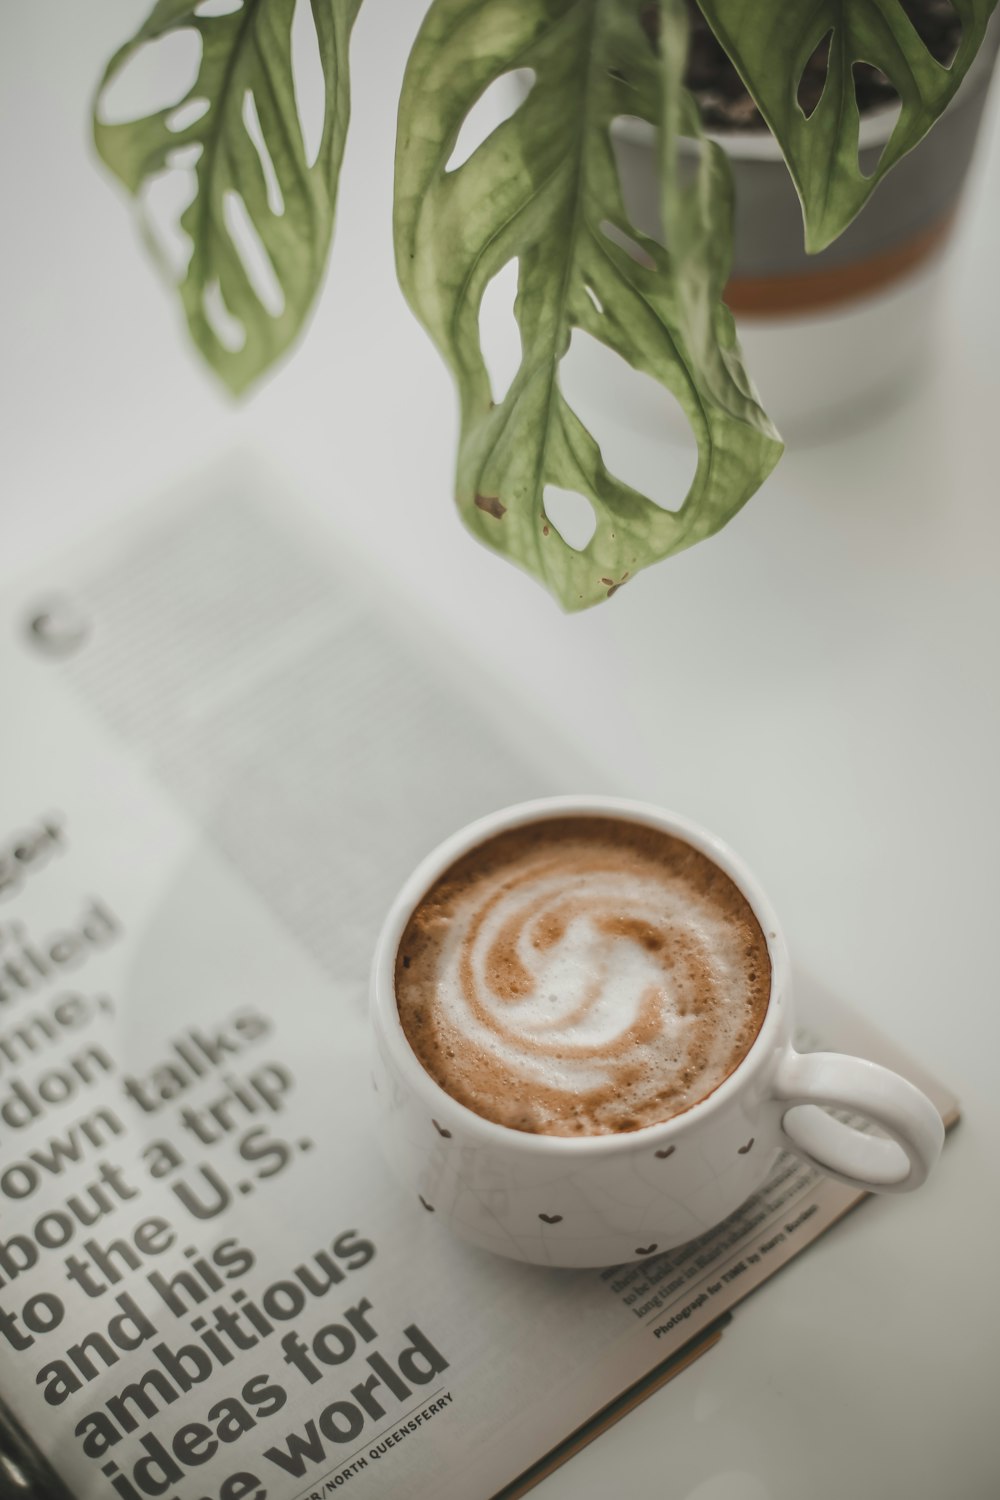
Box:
370, 797, 944, 1268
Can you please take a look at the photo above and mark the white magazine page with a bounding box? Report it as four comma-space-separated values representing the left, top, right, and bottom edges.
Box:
0, 469, 956, 1500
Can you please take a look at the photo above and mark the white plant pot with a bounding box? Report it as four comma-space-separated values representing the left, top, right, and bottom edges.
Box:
581, 29, 999, 441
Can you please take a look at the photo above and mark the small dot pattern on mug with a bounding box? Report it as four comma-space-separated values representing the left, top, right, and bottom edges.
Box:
404, 1107, 770, 1264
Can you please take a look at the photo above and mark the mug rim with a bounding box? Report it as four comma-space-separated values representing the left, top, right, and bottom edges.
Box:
370, 795, 791, 1155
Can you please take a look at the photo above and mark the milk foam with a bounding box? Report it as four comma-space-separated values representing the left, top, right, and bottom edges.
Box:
395, 818, 771, 1136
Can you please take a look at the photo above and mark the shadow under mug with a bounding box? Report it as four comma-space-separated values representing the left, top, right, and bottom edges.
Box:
370, 797, 944, 1268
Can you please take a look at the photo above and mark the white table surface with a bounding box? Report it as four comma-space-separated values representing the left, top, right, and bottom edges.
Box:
3, 5, 999, 1498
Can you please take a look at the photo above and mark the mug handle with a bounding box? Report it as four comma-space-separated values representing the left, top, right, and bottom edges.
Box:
773, 1049, 945, 1193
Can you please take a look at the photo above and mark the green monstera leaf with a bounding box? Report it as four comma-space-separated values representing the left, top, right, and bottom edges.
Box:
698, 0, 998, 252
94, 0, 362, 393
394, 0, 782, 611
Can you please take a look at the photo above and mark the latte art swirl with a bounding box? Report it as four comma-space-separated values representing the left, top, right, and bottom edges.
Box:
396, 818, 771, 1136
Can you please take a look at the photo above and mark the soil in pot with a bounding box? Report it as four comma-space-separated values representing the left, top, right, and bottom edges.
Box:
674, 0, 964, 131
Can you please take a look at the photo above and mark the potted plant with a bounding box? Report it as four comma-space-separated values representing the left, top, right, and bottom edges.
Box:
607, 2, 1000, 435
93, 0, 998, 610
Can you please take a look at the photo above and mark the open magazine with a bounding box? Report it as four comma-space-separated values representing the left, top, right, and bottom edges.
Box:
0, 467, 957, 1500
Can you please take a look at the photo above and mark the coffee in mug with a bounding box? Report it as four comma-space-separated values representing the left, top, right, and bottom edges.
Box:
395, 816, 770, 1136
372, 798, 944, 1267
